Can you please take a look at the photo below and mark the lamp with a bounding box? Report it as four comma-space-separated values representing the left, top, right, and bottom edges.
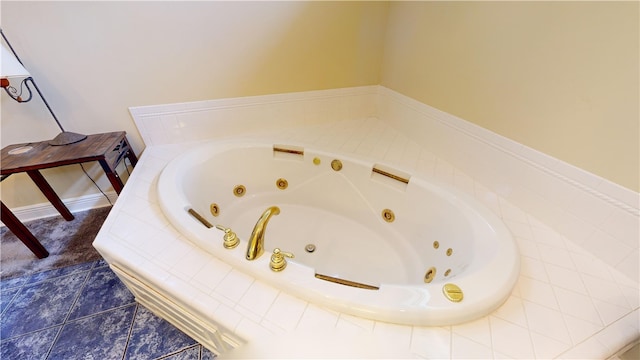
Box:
1, 29, 86, 146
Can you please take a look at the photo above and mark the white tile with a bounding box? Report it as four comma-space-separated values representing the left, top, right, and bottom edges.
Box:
214, 269, 254, 304
109, 211, 154, 244
562, 314, 603, 345
337, 313, 375, 333
237, 281, 279, 318
504, 220, 534, 240
563, 236, 594, 256
614, 250, 640, 284
263, 292, 308, 332
120, 197, 169, 230
296, 304, 339, 332
453, 170, 476, 196
191, 258, 233, 294
492, 295, 528, 328
473, 182, 500, 209
517, 238, 541, 260
530, 332, 571, 359
620, 309, 640, 332
234, 317, 275, 341
355, 125, 384, 157
212, 304, 244, 333
523, 165, 580, 208
340, 132, 366, 154
257, 319, 288, 336
170, 246, 212, 282
557, 337, 609, 359
162, 275, 198, 304
570, 252, 615, 282
383, 132, 407, 165
153, 237, 193, 271
452, 316, 492, 348
595, 316, 640, 355
451, 333, 494, 359
499, 197, 530, 224
531, 225, 567, 249
618, 283, 640, 309
510, 188, 567, 230
400, 140, 422, 173
594, 180, 640, 211
334, 316, 372, 337
188, 290, 222, 320
539, 243, 575, 271
522, 300, 571, 345
582, 230, 632, 269
136, 156, 171, 183
411, 326, 451, 359
372, 322, 412, 350
599, 208, 640, 249
517, 277, 559, 310
370, 131, 394, 160
414, 149, 437, 178
592, 299, 633, 327
581, 273, 631, 309
554, 286, 602, 326
434, 158, 455, 184
489, 316, 535, 359
128, 178, 155, 204
520, 256, 549, 282
567, 190, 617, 228
554, 214, 598, 247
545, 263, 587, 295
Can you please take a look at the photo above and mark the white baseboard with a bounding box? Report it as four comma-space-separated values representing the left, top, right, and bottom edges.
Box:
0, 191, 118, 227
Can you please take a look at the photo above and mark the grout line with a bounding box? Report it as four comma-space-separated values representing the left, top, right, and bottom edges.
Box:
60, 268, 95, 325
43, 324, 64, 360
41, 268, 94, 360
152, 344, 201, 360
62, 302, 138, 324
120, 303, 140, 360
0, 287, 22, 318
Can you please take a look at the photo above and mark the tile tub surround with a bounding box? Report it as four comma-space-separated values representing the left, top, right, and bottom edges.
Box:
129, 85, 639, 284
93, 117, 639, 358
376, 87, 639, 284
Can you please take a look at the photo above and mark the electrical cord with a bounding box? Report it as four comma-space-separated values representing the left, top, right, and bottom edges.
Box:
79, 163, 113, 207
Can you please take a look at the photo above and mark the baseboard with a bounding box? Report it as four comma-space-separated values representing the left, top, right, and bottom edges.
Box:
0, 192, 118, 227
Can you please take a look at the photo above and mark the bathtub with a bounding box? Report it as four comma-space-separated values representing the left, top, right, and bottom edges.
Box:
157, 140, 520, 326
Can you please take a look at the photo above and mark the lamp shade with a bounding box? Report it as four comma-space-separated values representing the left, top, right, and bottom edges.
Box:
1, 44, 30, 79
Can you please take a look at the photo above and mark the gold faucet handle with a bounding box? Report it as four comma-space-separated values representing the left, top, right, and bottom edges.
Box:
215, 225, 240, 249
270, 248, 294, 272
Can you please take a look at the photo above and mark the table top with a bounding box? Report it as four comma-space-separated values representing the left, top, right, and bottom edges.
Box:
1, 132, 126, 175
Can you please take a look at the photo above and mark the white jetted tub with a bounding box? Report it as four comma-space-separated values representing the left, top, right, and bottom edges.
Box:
157, 140, 520, 326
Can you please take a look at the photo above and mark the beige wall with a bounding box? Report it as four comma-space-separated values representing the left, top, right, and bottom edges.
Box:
1, 1, 388, 208
2, 1, 638, 211
381, 1, 639, 192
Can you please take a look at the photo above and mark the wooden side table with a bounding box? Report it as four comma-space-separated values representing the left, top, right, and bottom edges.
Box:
1, 132, 138, 258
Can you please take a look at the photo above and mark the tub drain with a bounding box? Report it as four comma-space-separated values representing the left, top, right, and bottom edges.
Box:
305, 244, 316, 253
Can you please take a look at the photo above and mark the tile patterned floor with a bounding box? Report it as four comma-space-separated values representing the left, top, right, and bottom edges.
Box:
0, 259, 215, 360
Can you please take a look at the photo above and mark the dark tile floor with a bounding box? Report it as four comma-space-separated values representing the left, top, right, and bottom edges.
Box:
0, 259, 215, 360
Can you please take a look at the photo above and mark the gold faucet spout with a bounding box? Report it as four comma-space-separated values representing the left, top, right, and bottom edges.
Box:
246, 206, 280, 260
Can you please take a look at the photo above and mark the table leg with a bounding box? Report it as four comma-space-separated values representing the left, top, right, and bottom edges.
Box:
1, 202, 49, 258
123, 138, 138, 167
98, 160, 124, 195
26, 170, 74, 221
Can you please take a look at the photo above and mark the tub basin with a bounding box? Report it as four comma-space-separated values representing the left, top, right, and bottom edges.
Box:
157, 140, 520, 326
